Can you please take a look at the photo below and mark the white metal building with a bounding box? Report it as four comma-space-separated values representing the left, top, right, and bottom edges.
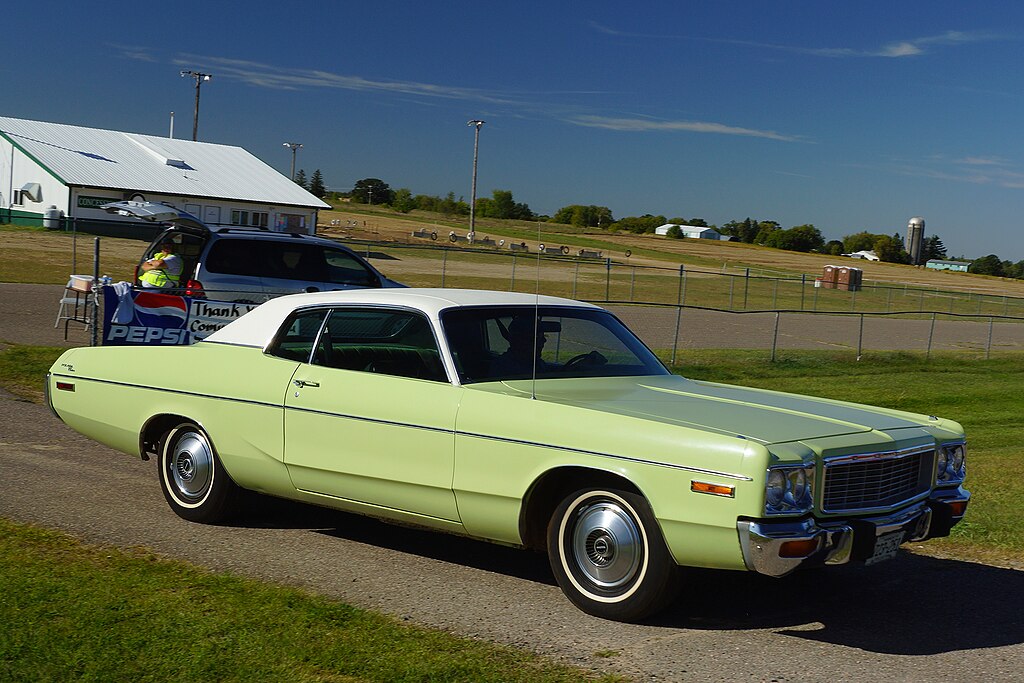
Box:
654, 223, 723, 240
0, 116, 329, 236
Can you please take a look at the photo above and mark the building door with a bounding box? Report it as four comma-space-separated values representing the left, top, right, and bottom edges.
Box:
203, 206, 221, 226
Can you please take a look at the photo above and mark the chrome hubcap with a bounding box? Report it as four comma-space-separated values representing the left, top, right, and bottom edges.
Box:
571, 501, 642, 589
169, 430, 213, 501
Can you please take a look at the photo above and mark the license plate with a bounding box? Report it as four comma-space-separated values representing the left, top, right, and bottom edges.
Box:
866, 530, 904, 565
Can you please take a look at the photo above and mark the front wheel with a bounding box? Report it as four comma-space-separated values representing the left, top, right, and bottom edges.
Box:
547, 488, 679, 621
158, 422, 241, 523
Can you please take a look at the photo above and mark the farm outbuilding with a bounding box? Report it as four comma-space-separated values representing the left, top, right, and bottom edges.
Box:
655, 223, 723, 240
926, 259, 971, 273
0, 116, 329, 238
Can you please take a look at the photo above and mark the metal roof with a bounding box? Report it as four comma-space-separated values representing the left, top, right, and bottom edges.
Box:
0, 116, 329, 209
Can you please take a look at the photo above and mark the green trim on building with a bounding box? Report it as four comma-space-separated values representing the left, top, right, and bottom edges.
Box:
0, 130, 67, 185
0, 207, 45, 226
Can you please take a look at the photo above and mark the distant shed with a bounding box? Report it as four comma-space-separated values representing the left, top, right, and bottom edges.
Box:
926, 259, 971, 273
655, 223, 722, 240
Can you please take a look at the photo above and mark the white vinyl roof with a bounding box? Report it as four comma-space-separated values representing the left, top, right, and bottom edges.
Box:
206, 288, 599, 348
0, 116, 329, 209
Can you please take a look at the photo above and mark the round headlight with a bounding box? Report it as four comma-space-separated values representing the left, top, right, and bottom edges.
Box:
766, 469, 787, 508
936, 449, 948, 477
951, 445, 965, 473
790, 468, 807, 503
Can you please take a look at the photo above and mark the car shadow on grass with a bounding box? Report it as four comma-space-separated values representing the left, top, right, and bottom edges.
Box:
238, 496, 1023, 655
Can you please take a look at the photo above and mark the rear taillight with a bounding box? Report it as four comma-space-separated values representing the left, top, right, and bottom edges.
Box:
184, 279, 205, 298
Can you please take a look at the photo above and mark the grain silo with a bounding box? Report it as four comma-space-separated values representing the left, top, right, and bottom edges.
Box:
906, 216, 925, 265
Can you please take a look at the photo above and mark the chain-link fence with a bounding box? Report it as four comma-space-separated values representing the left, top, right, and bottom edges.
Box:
348, 239, 1024, 320
12, 220, 1024, 358
349, 240, 1024, 359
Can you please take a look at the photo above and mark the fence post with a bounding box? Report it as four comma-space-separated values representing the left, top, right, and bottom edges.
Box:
857, 313, 864, 360
71, 217, 78, 274
987, 317, 994, 359
441, 249, 448, 288
571, 258, 579, 299
800, 273, 806, 311
813, 284, 818, 312
671, 305, 683, 366
676, 265, 685, 305
743, 268, 750, 309
728, 276, 735, 310
605, 258, 611, 302
510, 252, 516, 291
630, 266, 636, 302
772, 278, 779, 309
770, 312, 780, 362
851, 287, 857, 312
926, 312, 936, 359
886, 286, 892, 312
91, 238, 100, 347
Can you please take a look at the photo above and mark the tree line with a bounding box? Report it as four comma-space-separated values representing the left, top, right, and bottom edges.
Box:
325, 176, 1021, 277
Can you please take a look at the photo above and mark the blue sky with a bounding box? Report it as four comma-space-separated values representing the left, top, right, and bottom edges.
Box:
6, 2, 1024, 260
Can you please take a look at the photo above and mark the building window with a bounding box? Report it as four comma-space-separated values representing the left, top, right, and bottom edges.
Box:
251, 212, 268, 228
230, 210, 249, 226
12, 191, 23, 206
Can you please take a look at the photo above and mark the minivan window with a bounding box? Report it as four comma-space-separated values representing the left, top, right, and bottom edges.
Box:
204, 239, 262, 277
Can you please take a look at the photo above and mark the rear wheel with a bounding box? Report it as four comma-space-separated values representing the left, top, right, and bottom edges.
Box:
547, 488, 679, 622
158, 422, 241, 523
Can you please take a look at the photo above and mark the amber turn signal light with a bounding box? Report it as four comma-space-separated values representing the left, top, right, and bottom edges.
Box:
947, 501, 968, 517
779, 538, 821, 558
690, 481, 735, 497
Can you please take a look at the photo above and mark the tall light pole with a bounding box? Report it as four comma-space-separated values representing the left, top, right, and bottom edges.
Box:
283, 142, 303, 180
467, 120, 485, 234
180, 70, 212, 141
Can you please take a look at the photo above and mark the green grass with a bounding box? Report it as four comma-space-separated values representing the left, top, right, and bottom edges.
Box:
0, 519, 618, 683
0, 344, 64, 401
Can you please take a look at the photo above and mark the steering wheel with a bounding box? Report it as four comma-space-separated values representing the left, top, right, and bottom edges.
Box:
563, 351, 607, 370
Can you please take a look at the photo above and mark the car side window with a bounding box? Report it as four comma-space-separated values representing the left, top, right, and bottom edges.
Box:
266, 309, 329, 362
262, 242, 327, 282
312, 308, 447, 382
323, 248, 379, 287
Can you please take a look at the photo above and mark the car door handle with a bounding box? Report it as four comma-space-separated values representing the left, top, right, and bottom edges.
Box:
293, 379, 320, 388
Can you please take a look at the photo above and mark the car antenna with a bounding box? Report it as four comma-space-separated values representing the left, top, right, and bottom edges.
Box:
531, 220, 541, 400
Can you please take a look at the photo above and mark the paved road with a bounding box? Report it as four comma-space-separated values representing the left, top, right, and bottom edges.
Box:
3, 283, 1024, 680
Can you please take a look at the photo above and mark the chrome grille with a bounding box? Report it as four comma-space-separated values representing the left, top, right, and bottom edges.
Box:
822, 448, 933, 513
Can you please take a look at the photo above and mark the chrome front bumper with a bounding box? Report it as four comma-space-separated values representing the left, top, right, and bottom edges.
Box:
737, 487, 970, 577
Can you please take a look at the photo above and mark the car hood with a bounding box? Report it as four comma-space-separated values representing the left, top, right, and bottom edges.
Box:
487, 375, 925, 444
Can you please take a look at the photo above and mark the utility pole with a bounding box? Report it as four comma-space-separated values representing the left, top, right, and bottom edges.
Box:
283, 142, 303, 180
180, 70, 212, 141
467, 120, 485, 234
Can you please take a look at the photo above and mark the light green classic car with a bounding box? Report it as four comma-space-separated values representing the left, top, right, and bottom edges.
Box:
47, 288, 969, 622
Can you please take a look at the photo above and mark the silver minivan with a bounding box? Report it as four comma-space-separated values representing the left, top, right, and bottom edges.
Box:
104, 201, 403, 302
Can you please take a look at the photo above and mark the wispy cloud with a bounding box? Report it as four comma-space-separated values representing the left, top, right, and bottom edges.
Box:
588, 22, 1001, 59
117, 46, 802, 143
889, 155, 1024, 188
567, 115, 803, 142
173, 53, 524, 105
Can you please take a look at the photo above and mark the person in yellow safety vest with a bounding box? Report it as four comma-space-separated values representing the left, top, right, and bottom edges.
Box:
139, 239, 183, 288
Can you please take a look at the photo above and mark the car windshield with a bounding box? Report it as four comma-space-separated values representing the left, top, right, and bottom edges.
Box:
441, 305, 669, 383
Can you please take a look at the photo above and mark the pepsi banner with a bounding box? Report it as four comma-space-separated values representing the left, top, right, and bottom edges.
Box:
101, 287, 258, 345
